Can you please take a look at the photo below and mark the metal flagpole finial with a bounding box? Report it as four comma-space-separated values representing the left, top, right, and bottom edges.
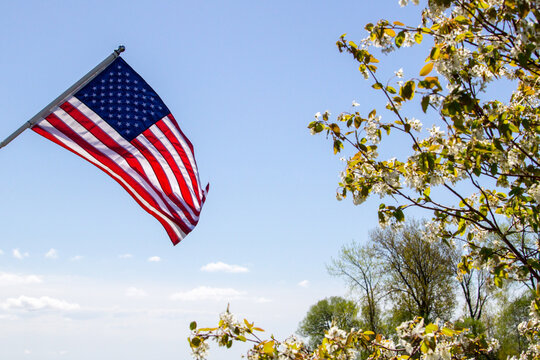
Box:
115, 45, 126, 56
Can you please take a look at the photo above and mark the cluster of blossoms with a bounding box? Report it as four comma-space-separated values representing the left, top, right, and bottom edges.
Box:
189, 311, 498, 360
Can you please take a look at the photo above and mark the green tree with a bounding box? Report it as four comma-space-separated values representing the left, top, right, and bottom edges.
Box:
495, 290, 533, 359
297, 296, 361, 348
372, 220, 457, 323
327, 242, 384, 333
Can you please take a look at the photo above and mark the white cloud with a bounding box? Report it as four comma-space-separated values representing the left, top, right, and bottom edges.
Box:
70, 255, 83, 261
298, 280, 310, 288
170, 286, 246, 301
45, 248, 58, 259
0, 272, 42, 286
0, 296, 80, 312
125, 287, 147, 297
200, 261, 249, 273
12, 249, 29, 259
24, 349, 31, 355
254, 297, 272, 303
148, 256, 161, 262
119, 253, 133, 259
0, 249, 4, 255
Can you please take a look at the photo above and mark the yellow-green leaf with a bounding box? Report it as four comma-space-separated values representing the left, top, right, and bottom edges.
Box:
384, 28, 396, 37
420, 62, 434, 76
393, 21, 405, 26
420, 340, 429, 353
425, 323, 439, 334
263, 341, 275, 355
329, 123, 341, 135
441, 327, 456, 336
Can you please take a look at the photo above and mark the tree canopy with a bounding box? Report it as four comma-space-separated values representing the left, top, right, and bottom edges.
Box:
297, 296, 361, 349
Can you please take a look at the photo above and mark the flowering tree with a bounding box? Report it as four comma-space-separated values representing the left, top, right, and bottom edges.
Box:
189, 0, 540, 358
309, 0, 540, 289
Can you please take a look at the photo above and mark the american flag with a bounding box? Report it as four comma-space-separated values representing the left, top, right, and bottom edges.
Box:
32, 57, 208, 245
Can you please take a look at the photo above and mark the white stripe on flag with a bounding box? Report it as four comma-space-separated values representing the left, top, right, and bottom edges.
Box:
36, 117, 187, 240
51, 105, 196, 228
162, 117, 205, 201
145, 124, 200, 209
68, 97, 199, 222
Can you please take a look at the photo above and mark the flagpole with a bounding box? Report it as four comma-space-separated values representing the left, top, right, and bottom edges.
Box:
0, 45, 125, 150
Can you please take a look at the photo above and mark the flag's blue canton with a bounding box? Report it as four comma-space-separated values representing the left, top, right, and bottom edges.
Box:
74, 57, 170, 141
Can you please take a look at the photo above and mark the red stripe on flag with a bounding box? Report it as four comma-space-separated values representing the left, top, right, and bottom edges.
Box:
32, 123, 183, 244
131, 137, 199, 221
141, 128, 198, 211
59, 102, 198, 226
40, 111, 193, 237
167, 114, 194, 154
155, 120, 202, 205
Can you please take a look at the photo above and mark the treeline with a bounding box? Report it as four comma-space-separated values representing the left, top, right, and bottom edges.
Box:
298, 220, 533, 359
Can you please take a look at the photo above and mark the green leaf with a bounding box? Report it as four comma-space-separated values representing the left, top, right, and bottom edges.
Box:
334, 139, 343, 154
191, 337, 201, 347
190, 321, 197, 331
400, 81, 416, 100
372, 82, 383, 89
329, 123, 341, 135
421, 96, 430, 113
395, 208, 405, 222
395, 31, 405, 47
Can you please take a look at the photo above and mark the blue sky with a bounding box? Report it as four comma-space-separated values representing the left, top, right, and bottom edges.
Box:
0, 1, 425, 359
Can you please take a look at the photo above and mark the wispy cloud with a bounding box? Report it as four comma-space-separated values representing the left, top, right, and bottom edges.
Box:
12, 249, 29, 260
70, 255, 83, 261
298, 280, 310, 288
125, 287, 147, 297
0, 272, 42, 286
170, 286, 245, 301
200, 261, 249, 273
0, 296, 80, 312
45, 248, 58, 259
0, 249, 4, 255
119, 253, 133, 259
148, 256, 161, 262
